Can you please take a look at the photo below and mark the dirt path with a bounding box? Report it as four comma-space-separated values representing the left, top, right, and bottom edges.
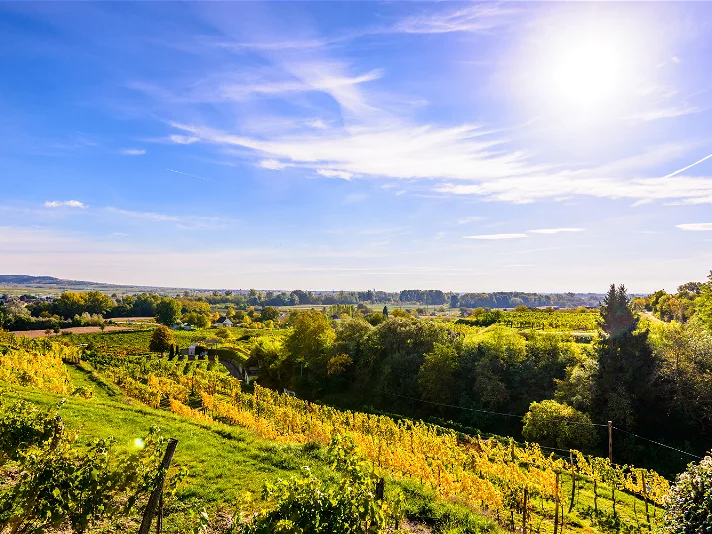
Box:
219, 358, 244, 380
10, 325, 135, 338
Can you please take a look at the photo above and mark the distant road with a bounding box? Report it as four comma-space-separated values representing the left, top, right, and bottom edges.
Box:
11, 325, 136, 338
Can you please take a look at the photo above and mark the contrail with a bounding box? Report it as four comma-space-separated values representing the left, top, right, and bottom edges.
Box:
663, 152, 712, 179
166, 168, 211, 181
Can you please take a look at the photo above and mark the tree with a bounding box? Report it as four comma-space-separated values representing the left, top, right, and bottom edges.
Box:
284, 310, 335, 387
85, 291, 114, 316
418, 343, 459, 407
215, 328, 233, 342
261, 306, 279, 322
600, 284, 637, 337
155, 298, 181, 326
664, 453, 712, 533
695, 272, 712, 332
382, 306, 389, 319
522, 400, 597, 451
595, 284, 657, 429
183, 312, 209, 328
148, 326, 174, 354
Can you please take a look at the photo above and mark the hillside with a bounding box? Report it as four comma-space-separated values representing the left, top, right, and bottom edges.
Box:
0, 329, 676, 533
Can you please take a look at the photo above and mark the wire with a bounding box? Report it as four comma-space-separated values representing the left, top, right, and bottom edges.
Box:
358, 385, 609, 427
357, 386, 706, 459
613, 426, 704, 460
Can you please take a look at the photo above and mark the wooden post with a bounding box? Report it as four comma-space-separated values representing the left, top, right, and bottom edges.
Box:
156, 493, 163, 534
554, 472, 559, 534
608, 421, 613, 463
522, 488, 528, 534
139, 438, 178, 534
568, 451, 576, 513
375, 478, 385, 500
642, 471, 650, 527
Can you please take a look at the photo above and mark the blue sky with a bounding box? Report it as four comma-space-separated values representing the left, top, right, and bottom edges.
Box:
2, 1, 712, 292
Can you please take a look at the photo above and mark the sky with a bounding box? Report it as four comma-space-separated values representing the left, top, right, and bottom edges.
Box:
1, 1, 712, 293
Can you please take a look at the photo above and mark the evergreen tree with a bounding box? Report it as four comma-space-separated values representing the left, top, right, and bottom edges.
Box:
595, 284, 657, 430
382, 305, 389, 319
599, 284, 637, 337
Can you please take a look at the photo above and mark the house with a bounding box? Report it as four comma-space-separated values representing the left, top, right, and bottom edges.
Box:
213, 316, 233, 328
180, 343, 207, 358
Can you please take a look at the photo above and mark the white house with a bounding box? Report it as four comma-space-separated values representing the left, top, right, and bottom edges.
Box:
213, 316, 233, 328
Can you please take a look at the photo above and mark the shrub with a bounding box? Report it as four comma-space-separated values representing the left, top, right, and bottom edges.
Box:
664, 454, 712, 533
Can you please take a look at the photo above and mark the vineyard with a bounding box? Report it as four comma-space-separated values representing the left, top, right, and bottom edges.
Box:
501, 311, 599, 332
0, 329, 677, 533
79, 340, 668, 534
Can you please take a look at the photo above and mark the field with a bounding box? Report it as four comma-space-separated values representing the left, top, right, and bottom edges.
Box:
2, 361, 500, 533
1, 328, 672, 534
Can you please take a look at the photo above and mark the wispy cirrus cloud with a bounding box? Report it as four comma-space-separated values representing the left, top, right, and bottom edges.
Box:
317, 169, 354, 180
528, 228, 584, 234
677, 222, 712, 231
463, 233, 528, 240
168, 135, 199, 145
120, 148, 146, 155
626, 105, 702, 122
393, 4, 518, 34
259, 159, 292, 170
44, 200, 87, 209
104, 207, 236, 229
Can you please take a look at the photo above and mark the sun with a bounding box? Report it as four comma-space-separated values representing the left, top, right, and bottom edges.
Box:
515, 9, 652, 124
547, 38, 626, 112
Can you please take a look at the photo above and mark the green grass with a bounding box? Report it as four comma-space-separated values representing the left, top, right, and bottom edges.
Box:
2, 364, 502, 533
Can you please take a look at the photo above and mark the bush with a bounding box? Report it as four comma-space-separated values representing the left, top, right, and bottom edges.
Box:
234, 435, 403, 533
664, 454, 712, 533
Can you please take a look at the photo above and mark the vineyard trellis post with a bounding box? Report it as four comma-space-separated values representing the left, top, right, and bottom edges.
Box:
568, 451, 575, 513
608, 421, 613, 463
138, 438, 178, 534
553, 472, 559, 534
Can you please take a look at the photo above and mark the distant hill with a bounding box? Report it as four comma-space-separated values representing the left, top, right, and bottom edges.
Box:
0, 274, 187, 296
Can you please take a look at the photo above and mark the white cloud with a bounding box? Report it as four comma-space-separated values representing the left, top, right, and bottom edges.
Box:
104, 207, 236, 229
528, 228, 584, 234
457, 216, 484, 224
259, 159, 291, 170
169, 135, 200, 145
171, 122, 543, 182
317, 169, 354, 180
393, 4, 517, 34
626, 105, 702, 122
463, 233, 528, 240
306, 119, 329, 129
44, 200, 87, 209
120, 148, 146, 155
677, 223, 712, 231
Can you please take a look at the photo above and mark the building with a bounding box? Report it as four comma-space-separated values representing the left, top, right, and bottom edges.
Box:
213, 316, 233, 328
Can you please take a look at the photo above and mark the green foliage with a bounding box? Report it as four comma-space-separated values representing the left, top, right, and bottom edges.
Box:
284, 310, 335, 386
155, 298, 182, 326
0, 395, 169, 534
599, 284, 637, 337
663, 453, 712, 533
418, 343, 459, 406
234, 435, 403, 534
522, 399, 597, 451
695, 272, 712, 332
149, 325, 175, 354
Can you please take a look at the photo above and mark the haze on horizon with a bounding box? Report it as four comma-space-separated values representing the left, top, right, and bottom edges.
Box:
1, 2, 712, 294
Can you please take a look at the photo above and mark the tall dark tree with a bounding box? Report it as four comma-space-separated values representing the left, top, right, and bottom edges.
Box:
382, 305, 389, 319
595, 284, 657, 430
599, 284, 637, 337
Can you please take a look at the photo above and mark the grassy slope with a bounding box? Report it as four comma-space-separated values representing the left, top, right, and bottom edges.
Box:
2, 363, 501, 534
